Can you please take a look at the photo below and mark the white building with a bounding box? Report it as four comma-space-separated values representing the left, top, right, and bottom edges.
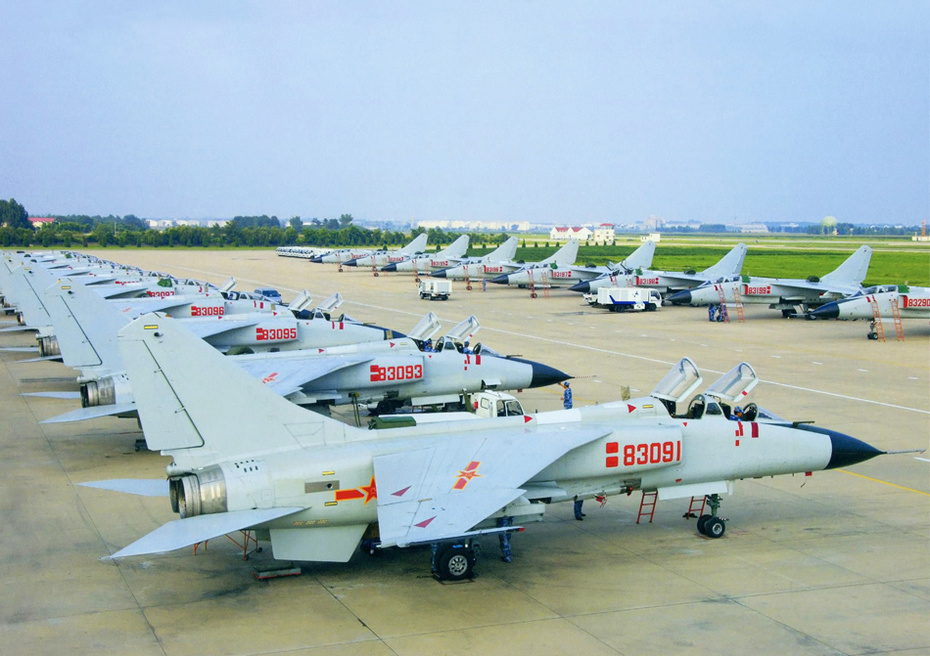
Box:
592, 223, 615, 245
550, 226, 592, 241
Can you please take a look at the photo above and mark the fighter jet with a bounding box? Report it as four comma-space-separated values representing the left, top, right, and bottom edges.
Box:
491, 240, 656, 288
382, 234, 471, 273
808, 285, 930, 337
432, 237, 569, 281
666, 245, 872, 316
85, 316, 884, 581
569, 243, 748, 295
38, 280, 567, 424
343, 233, 429, 268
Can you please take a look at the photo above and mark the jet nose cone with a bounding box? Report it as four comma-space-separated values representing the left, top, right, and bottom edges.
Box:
666, 290, 692, 305
310, 256, 324, 263
431, 269, 447, 278
809, 302, 840, 319
489, 274, 509, 284
344, 259, 359, 267
381, 262, 397, 272
509, 357, 571, 388
795, 424, 884, 469
569, 281, 590, 293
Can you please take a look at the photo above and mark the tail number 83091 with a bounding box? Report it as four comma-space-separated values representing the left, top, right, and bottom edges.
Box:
370, 364, 423, 382
605, 440, 681, 468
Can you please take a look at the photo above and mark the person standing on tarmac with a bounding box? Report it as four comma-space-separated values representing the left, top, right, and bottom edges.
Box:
561, 381, 573, 410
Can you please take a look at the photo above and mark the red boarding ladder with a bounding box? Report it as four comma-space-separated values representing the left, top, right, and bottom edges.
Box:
540, 269, 551, 298
716, 285, 731, 323
637, 491, 658, 524
684, 495, 706, 519
528, 269, 538, 298
869, 295, 886, 342
891, 296, 905, 341
465, 270, 472, 291
732, 286, 746, 323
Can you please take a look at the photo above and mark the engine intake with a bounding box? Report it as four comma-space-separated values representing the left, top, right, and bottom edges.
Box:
169, 466, 227, 518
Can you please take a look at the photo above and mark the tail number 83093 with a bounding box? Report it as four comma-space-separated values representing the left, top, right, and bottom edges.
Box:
370, 364, 423, 382
605, 440, 681, 468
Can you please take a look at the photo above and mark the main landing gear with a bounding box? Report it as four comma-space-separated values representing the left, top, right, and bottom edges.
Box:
431, 540, 477, 581
695, 493, 727, 539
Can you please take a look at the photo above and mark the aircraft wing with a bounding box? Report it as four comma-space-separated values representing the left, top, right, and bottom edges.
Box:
179, 318, 261, 340
107, 506, 306, 559
374, 424, 611, 548
232, 354, 374, 397
41, 402, 139, 424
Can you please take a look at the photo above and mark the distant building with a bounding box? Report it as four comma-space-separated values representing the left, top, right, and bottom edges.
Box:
641, 233, 661, 243
739, 223, 770, 234
550, 226, 592, 241
592, 224, 615, 245
28, 217, 55, 227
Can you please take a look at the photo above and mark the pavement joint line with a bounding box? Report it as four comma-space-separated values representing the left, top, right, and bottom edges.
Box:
162, 263, 930, 416
837, 469, 930, 496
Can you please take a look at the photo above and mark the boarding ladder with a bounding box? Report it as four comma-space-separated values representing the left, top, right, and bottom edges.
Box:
636, 491, 658, 524
337, 252, 344, 273
869, 295, 887, 341
465, 269, 472, 291
528, 269, 538, 298
684, 495, 707, 519
716, 285, 732, 323
540, 269, 551, 298
890, 296, 905, 341
732, 286, 745, 322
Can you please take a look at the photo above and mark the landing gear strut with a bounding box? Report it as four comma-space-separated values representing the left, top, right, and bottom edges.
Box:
695, 493, 726, 539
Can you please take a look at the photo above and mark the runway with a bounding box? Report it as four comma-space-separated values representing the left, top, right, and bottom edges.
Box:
2, 249, 927, 655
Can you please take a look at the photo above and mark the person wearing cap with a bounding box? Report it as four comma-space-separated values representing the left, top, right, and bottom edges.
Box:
462, 340, 473, 354
560, 381, 573, 410
730, 405, 744, 421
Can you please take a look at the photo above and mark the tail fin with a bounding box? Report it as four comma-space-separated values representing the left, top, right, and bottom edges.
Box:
541, 239, 579, 266
820, 246, 872, 286
439, 234, 470, 259
42, 279, 129, 374
619, 241, 656, 271
400, 232, 429, 254
482, 236, 517, 262
700, 243, 748, 278
9, 267, 54, 330
118, 313, 351, 468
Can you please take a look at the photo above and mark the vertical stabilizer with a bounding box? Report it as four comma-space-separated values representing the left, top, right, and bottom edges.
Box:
700, 243, 748, 278
482, 236, 518, 262
439, 234, 470, 259
541, 239, 579, 266
118, 314, 352, 468
619, 241, 656, 271
820, 246, 872, 286
400, 232, 429, 254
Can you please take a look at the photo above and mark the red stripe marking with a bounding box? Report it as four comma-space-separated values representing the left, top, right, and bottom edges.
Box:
415, 517, 435, 528
335, 489, 364, 501
751, 422, 759, 438
392, 486, 411, 497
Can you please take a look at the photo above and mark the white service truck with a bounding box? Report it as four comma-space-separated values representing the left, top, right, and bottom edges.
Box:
419, 279, 452, 301
584, 287, 661, 312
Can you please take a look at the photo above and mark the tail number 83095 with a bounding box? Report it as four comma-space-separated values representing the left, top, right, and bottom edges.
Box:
605, 440, 681, 468
370, 364, 423, 382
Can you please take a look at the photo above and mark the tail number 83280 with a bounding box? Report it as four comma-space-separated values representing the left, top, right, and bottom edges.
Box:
370, 364, 423, 382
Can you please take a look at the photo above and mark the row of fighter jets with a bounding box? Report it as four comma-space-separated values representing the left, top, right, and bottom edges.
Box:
282, 235, 929, 335
1, 248, 891, 581
0, 251, 570, 433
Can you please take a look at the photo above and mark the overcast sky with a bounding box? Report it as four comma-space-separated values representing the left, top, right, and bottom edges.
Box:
2, 2, 927, 225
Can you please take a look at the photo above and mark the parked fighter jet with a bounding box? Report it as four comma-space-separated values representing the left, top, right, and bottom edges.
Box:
808, 285, 930, 337
38, 280, 567, 424
433, 238, 570, 281
85, 316, 884, 581
491, 240, 656, 288
343, 233, 429, 268
382, 234, 472, 273
570, 243, 749, 295
666, 245, 872, 316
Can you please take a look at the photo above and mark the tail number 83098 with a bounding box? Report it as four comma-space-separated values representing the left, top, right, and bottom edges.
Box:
370, 364, 423, 382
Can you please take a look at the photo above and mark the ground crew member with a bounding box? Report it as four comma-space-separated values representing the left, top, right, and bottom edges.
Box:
497, 516, 513, 562
561, 381, 573, 410
574, 497, 586, 521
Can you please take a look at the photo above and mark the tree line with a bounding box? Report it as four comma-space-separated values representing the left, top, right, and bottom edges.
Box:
0, 200, 510, 250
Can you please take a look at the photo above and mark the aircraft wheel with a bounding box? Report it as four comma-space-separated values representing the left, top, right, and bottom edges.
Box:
438, 546, 475, 581
867, 332, 878, 340
696, 514, 713, 535
704, 517, 726, 539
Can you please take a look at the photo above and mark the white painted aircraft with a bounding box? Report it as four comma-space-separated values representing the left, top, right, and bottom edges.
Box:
666, 245, 872, 316
343, 233, 429, 268
84, 316, 884, 580
432, 238, 574, 281
382, 234, 472, 273
491, 240, 656, 288
808, 285, 930, 337
570, 243, 748, 296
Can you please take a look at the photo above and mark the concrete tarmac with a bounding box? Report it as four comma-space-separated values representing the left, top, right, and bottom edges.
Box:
2, 248, 927, 656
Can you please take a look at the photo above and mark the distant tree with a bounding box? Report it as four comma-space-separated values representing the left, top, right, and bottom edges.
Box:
338, 213, 354, 228
288, 216, 302, 231
0, 198, 31, 230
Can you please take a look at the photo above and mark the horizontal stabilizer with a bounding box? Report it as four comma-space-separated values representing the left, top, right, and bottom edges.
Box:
0, 346, 40, 352
41, 402, 138, 424
0, 326, 37, 333
80, 479, 169, 497
109, 507, 305, 559
22, 391, 81, 400
13, 355, 62, 363
180, 318, 260, 340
